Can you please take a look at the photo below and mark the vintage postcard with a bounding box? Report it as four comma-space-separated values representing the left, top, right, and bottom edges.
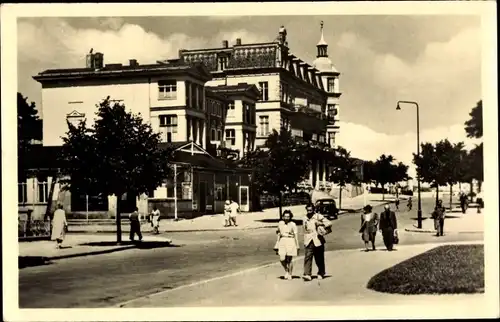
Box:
1, 1, 498, 321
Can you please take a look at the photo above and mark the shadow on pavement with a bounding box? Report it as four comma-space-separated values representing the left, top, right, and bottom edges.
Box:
19, 256, 53, 269
81, 241, 181, 249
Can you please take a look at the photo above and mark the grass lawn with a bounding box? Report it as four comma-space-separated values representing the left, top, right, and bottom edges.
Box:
367, 245, 484, 294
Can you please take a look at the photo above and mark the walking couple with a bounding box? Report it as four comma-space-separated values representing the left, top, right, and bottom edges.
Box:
275, 203, 332, 281
359, 204, 399, 252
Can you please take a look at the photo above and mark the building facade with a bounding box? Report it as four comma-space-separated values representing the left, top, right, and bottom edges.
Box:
161, 23, 342, 189
24, 54, 255, 219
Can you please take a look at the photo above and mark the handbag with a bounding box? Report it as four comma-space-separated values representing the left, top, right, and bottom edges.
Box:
393, 229, 399, 244
317, 218, 333, 236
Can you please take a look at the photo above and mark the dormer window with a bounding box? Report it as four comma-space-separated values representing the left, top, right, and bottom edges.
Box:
327, 78, 335, 92
218, 55, 228, 71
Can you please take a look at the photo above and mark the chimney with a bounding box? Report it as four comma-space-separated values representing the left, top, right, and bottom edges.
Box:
236, 38, 242, 46
222, 40, 229, 48
93, 52, 104, 69
129, 59, 138, 67
86, 48, 94, 68
178, 49, 186, 58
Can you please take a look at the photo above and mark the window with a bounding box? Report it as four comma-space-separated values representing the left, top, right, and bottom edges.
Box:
185, 81, 191, 107
327, 78, 335, 92
217, 130, 222, 141
259, 116, 269, 136
225, 129, 236, 146
328, 132, 336, 146
211, 128, 216, 140
281, 82, 289, 103
258, 81, 269, 101
218, 56, 228, 71
280, 117, 290, 130
158, 80, 177, 100
18, 182, 27, 204
197, 85, 204, 110
291, 128, 303, 138
319, 135, 325, 143
37, 176, 49, 203
159, 115, 178, 143
312, 133, 318, 141
227, 101, 235, 118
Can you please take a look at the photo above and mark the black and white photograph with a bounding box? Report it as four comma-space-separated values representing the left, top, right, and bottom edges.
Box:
1, 2, 498, 321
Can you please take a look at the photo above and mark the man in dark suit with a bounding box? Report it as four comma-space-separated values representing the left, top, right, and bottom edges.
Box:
379, 205, 398, 251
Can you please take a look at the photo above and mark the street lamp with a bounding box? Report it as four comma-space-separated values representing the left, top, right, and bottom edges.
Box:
396, 100, 423, 229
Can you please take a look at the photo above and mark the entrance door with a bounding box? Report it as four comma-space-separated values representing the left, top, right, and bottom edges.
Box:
239, 186, 249, 212
199, 181, 207, 213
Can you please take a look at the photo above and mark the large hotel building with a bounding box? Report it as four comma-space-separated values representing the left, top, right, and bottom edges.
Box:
20, 23, 345, 220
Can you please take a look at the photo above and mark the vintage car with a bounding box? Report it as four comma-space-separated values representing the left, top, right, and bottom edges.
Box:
314, 198, 339, 220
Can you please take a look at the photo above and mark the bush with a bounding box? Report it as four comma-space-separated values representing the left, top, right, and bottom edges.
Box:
367, 245, 484, 294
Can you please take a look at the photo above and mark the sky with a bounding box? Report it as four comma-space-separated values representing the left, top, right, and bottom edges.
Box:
17, 15, 483, 177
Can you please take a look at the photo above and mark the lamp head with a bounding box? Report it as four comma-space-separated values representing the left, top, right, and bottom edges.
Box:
396, 102, 402, 110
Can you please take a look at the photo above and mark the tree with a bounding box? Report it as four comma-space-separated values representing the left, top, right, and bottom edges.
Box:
372, 154, 397, 201
17, 93, 42, 176
464, 100, 482, 139
436, 140, 466, 209
241, 127, 310, 217
413, 141, 449, 206
61, 98, 173, 243
393, 162, 409, 198
328, 147, 360, 210
464, 100, 483, 195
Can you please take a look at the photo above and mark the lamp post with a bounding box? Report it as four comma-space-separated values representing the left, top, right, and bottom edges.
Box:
396, 100, 423, 229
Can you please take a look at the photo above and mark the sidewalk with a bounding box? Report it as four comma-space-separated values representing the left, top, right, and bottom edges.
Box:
118, 240, 485, 308
404, 208, 484, 234
68, 193, 398, 234
19, 234, 172, 262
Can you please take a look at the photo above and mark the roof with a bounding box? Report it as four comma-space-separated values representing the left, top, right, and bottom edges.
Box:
33, 62, 213, 83
21, 142, 247, 173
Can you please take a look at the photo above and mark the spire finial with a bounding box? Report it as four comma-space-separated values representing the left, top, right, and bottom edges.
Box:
321, 20, 324, 32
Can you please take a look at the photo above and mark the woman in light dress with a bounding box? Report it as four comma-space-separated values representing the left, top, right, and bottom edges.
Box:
51, 204, 68, 249
275, 210, 300, 280
359, 204, 379, 251
151, 206, 161, 234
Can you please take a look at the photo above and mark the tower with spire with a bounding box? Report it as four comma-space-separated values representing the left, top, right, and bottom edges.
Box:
312, 21, 341, 149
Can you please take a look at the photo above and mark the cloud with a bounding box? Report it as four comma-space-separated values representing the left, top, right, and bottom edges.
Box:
333, 26, 481, 135
336, 121, 481, 178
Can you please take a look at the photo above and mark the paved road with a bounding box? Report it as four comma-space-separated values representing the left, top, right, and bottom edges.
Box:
19, 197, 482, 308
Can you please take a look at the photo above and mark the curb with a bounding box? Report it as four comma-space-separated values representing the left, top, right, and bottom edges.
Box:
404, 228, 484, 234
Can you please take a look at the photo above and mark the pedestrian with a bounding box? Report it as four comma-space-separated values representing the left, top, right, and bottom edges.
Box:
359, 204, 378, 251
151, 205, 161, 234
395, 197, 400, 211
407, 196, 413, 211
476, 191, 484, 214
223, 200, 231, 227
51, 204, 68, 249
229, 199, 239, 227
275, 209, 300, 280
129, 207, 143, 241
431, 200, 446, 237
379, 205, 398, 251
459, 192, 468, 214
303, 202, 331, 281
